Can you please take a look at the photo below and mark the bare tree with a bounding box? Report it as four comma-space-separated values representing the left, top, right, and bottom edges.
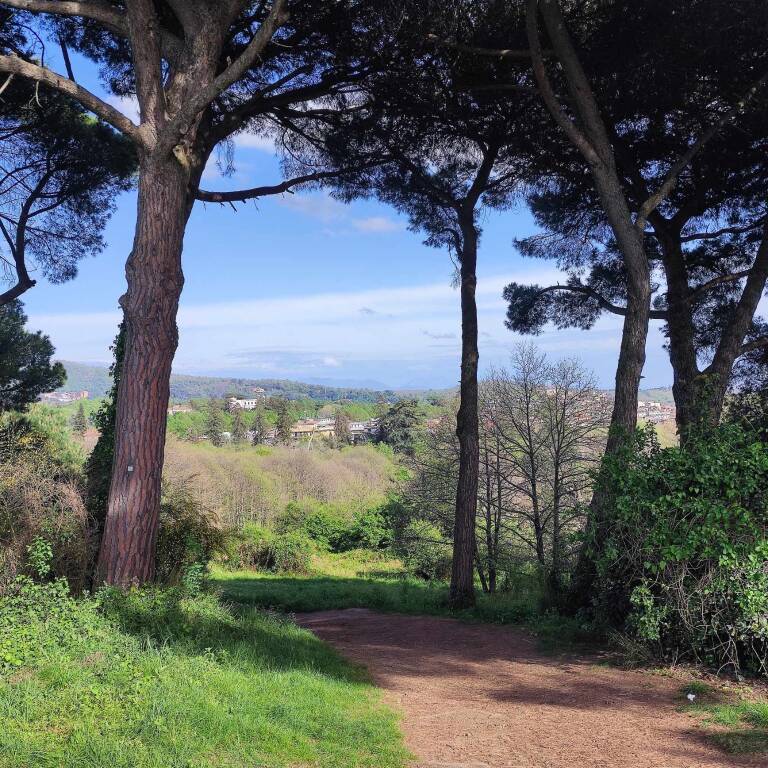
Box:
482, 347, 608, 599
402, 346, 608, 599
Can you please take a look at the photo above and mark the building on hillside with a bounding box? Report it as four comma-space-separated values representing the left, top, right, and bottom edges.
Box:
287, 417, 380, 443
638, 400, 675, 423
251, 387, 267, 399
228, 396, 265, 411
39, 390, 89, 404
167, 403, 193, 415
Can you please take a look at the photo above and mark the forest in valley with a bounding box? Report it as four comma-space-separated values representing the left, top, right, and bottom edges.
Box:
1, 2, 768, 766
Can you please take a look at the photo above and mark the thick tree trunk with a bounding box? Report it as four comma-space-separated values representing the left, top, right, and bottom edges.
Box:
450, 223, 479, 609
656, 223, 768, 437
95, 156, 190, 586
701, 225, 768, 426
568, 175, 651, 613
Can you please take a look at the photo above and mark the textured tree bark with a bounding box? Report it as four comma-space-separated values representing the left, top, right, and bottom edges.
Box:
655, 223, 768, 437
701, 225, 768, 426
95, 156, 190, 586
450, 221, 480, 609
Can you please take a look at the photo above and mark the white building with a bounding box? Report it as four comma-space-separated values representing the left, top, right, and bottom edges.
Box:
228, 397, 264, 411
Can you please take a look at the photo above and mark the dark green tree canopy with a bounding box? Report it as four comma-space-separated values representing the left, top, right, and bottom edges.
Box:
0, 38, 136, 304
379, 399, 420, 455
503, 0, 768, 370
0, 299, 64, 410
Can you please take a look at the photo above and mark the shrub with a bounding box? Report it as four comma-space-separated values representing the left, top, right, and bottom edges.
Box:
275, 501, 348, 550
155, 481, 227, 586
595, 425, 768, 675
395, 520, 452, 581
0, 422, 91, 594
222, 522, 313, 574
0, 573, 103, 673
276, 500, 392, 552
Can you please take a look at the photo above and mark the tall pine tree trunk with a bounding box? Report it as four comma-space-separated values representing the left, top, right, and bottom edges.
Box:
450, 221, 479, 609
95, 155, 190, 586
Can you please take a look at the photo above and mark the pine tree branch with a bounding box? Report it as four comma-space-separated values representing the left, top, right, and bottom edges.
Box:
0, 54, 144, 144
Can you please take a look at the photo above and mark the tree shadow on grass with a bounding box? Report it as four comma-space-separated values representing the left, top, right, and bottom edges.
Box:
98, 586, 371, 684
214, 572, 452, 616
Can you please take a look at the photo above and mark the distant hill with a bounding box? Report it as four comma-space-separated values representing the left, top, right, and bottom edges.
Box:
56, 360, 675, 406
56, 361, 398, 403
638, 387, 675, 405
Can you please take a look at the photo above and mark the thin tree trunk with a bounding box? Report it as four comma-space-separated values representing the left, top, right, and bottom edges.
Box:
450, 221, 480, 609
95, 156, 190, 586
655, 230, 701, 438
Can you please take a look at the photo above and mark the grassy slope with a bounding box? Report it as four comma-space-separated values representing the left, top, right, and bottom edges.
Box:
0, 586, 408, 768
212, 552, 592, 651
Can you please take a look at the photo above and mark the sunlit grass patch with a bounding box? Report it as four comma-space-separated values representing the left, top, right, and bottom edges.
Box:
679, 682, 768, 755
0, 582, 409, 768
212, 550, 595, 653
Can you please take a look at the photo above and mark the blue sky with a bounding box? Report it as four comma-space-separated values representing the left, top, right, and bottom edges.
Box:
20, 48, 674, 390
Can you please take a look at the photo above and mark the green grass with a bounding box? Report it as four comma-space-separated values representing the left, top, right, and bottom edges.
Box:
0, 581, 409, 768
211, 551, 596, 653
679, 683, 768, 755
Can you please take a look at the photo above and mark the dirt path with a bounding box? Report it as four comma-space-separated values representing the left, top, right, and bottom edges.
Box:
297, 609, 761, 768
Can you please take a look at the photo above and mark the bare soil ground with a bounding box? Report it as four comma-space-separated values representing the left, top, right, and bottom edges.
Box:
297, 609, 762, 768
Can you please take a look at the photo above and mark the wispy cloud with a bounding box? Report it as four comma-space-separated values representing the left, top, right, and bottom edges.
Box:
352, 216, 403, 233
27, 268, 673, 388
423, 330, 456, 340
278, 192, 403, 236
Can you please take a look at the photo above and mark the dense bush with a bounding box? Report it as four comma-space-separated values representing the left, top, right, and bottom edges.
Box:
394, 520, 452, 581
276, 500, 391, 552
155, 481, 227, 587
222, 522, 313, 573
595, 425, 768, 675
0, 412, 91, 593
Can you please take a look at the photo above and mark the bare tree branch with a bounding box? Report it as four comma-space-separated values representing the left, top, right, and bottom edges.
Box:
426, 33, 542, 60
0, 0, 127, 35
689, 269, 752, 300
195, 167, 367, 203
636, 69, 768, 231
739, 336, 768, 357
0, 54, 144, 144
679, 215, 768, 243
534, 282, 668, 319
526, 0, 601, 167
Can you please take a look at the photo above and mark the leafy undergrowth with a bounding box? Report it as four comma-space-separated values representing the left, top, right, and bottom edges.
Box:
679, 681, 768, 755
212, 550, 597, 654
0, 577, 408, 768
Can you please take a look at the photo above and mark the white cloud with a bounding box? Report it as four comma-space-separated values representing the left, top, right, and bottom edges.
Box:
352, 216, 403, 233
27, 268, 674, 388
277, 192, 346, 222
232, 130, 276, 153
278, 192, 406, 236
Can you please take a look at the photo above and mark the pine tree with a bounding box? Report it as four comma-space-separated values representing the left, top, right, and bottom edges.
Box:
70, 403, 88, 436
204, 398, 226, 447
252, 405, 267, 445
231, 407, 246, 444
334, 410, 352, 446
0, 301, 65, 410
275, 399, 293, 445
